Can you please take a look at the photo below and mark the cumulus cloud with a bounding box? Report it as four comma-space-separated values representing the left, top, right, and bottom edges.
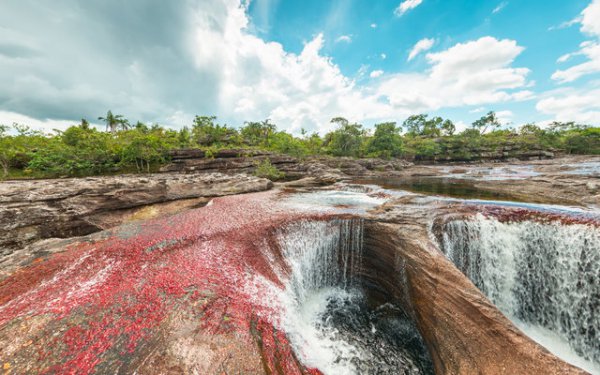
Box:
377, 36, 533, 113
370, 70, 384, 78
536, 86, 600, 124
0, 0, 385, 133
496, 110, 513, 124
552, 0, 600, 83
0, 0, 538, 132
394, 0, 423, 17
408, 38, 435, 61
370, 23, 378, 28
581, 0, 600, 37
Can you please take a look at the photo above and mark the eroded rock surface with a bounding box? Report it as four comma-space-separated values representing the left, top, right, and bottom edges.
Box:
388, 156, 600, 207
0, 173, 272, 253
160, 148, 411, 180
0, 187, 592, 374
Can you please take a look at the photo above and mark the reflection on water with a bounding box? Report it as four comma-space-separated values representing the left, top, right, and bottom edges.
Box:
352, 177, 518, 202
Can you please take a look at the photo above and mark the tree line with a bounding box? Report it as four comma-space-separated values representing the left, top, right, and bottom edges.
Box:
1, 110, 598, 178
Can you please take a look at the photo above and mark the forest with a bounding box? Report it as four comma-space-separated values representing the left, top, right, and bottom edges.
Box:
1, 110, 599, 179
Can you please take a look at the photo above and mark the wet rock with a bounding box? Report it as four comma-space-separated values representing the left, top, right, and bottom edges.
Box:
362, 219, 587, 375
0, 187, 593, 374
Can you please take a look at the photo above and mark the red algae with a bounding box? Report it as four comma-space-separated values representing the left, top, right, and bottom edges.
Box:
0, 190, 335, 374
481, 205, 600, 227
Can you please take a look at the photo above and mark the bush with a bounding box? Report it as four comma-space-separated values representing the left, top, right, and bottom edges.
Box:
254, 158, 285, 181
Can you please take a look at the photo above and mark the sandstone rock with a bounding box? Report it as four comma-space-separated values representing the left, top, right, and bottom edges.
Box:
0, 173, 272, 252
161, 149, 413, 179
0, 188, 590, 374
363, 202, 588, 375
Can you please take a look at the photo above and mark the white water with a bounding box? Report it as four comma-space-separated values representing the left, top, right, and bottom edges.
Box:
253, 218, 431, 375
276, 219, 366, 374
442, 214, 600, 374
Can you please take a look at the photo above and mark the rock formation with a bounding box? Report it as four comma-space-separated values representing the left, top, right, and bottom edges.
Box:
160, 148, 411, 180
0, 172, 272, 253
0, 188, 592, 374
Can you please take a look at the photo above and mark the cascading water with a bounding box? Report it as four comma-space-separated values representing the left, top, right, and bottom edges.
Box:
270, 218, 433, 375
440, 214, 600, 374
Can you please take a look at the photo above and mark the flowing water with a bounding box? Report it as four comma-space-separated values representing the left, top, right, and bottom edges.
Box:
440, 215, 600, 374
270, 219, 433, 375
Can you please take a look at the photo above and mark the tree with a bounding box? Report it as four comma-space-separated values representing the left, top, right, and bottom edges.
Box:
0, 125, 10, 177
80, 119, 90, 130
441, 119, 456, 136
193, 115, 238, 146
241, 119, 277, 147
402, 115, 427, 136
98, 111, 129, 133
368, 122, 403, 158
472, 111, 501, 135
327, 117, 364, 157
402, 114, 454, 137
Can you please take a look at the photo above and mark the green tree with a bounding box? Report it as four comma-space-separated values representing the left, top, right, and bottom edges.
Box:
402, 114, 454, 137
0, 125, 11, 177
193, 115, 238, 146
241, 119, 277, 147
326, 117, 364, 157
472, 111, 501, 135
368, 122, 403, 158
98, 111, 129, 133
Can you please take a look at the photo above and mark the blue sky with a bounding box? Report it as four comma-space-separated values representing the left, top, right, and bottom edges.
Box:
0, 0, 599, 133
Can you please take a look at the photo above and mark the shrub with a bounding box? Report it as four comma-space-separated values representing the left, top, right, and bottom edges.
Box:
254, 158, 285, 181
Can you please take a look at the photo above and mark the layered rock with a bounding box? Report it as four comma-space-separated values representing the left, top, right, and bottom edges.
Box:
392, 156, 600, 207
362, 221, 586, 375
0, 172, 272, 253
160, 148, 412, 180
0, 191, 329, 374
0, 187, 592, 374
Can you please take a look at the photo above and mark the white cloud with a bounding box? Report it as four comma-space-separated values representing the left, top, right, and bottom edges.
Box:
370, 23, 377, 28
557, 53, 572, 63
394, 0, 423, 17
496, 110, 513, 124
0, 110, 86, 133
0, 0, 386, 134
455, 120, 469, 132
0, 1, 541, 133
370, 70, 384, 78
552, 0, 600, 83
469, 107, 486, 113
492, 2, 508, 14
381, 53, 387, 59
335, 35, 352, 43
552, 41, 600, 83
536, 87, 600, 124
548, 17, 582, 31
408, 38, 435, 61
581, 0, 600, 38
377, 36, 532, 112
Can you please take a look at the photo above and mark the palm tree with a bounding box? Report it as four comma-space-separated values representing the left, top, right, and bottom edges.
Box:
98, 110, 129, 133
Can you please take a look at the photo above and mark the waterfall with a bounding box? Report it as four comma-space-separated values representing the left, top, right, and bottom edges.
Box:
277, 218, 364, 303
441, 214, 600, 372
271, 218, 431, 375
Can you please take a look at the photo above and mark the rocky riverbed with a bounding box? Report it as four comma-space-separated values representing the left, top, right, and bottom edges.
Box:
0, 154, 598, 374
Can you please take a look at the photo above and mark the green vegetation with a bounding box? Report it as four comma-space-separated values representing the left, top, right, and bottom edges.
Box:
1, 111, 599, 179
254, 159, 285, 181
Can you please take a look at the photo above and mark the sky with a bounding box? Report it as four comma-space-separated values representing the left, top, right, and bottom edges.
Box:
0, 0, 599, 134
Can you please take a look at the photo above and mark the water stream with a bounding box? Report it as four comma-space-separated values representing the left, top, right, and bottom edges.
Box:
272, 219, 433, 375
440, 215, 600, 374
